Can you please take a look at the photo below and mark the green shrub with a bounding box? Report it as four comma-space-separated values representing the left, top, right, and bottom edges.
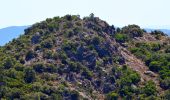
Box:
151, 43, 161, 51
142, 81, 156, 96
106, 92, 118, 100
129, 73, 140, 84
50, 93, 62, 100
115, 33, 128, 43
121, 25, 143, 37
149, 61, 162, 72
159, 69, 170, 79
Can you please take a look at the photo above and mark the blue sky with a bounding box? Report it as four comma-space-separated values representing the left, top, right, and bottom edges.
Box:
0, 0, 170, 29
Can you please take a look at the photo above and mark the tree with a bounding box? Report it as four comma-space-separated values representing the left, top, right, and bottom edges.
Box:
89, 13, 95, 19
24, 68, 36, 83
64, 14, 72, 21
116, 28, 121, 33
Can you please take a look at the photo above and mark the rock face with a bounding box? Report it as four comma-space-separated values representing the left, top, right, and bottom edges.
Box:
0, 15, 169, 100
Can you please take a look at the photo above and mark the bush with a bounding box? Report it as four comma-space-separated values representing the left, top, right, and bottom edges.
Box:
106, 92, 118, 100
7, 88, 22, 99
33, 63, 45, 73
68, 62, 80, 73
46, 64, 57, 73
121, 25, 143, 37
130, 47, 140, 53
0, 66, 3, 82
48, 23, 59, 32
64, 30, 74, 38
164, 90, 170, 99
62, 40, 77, 52
64, 15, 72, 21
41, 39, 53, 49
14, 63, 24, 71
142, 81, 156, 96
3, 57, 15, 69
50, 93, 62, 100
70, 90, 80, 100
165, 48, 170, 53
5, 69, 18, 79
115, 33, 128, 43
92, 36, 101, 45
151, 43, 161, 51
82, 68, 93, 80
129, 73, 140, 84
159, 69, 170, 79
25, 50, 36, 61
151, 30, 166, 36
43, 50, 53, 59
149, 61, 162, 72
24, 68, 36, 83
160, 78, 170, 89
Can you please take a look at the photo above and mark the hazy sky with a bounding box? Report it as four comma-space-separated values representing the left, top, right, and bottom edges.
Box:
0, 0, 170, 28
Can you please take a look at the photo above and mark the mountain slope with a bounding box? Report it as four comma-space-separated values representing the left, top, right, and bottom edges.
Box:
0, 15, 170, 100
0, 26, 29, 46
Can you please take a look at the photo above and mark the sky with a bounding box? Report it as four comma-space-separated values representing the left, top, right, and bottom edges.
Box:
0, 0, 170, 29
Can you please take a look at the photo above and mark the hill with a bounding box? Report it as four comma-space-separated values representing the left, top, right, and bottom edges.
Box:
0, 14, 170, 100
0, 26, 29, 46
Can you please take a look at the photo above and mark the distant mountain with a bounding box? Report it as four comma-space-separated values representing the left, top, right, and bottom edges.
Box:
0, 26, 29, 46
145, 28, 170, 36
